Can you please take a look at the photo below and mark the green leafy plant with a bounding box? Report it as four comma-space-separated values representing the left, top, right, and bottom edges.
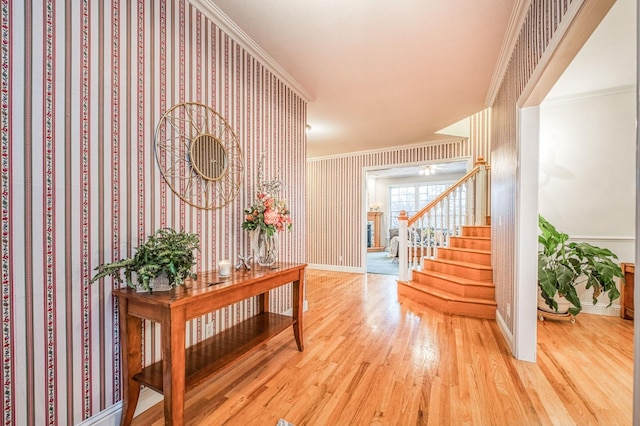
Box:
91, 228, 200, 293
538, 215, 623, 316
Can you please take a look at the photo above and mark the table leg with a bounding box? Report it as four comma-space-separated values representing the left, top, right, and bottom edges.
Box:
292, 272, 304, 351
119, 298, 142, 426
259, 290, 270, 313
162, 307, 186, 425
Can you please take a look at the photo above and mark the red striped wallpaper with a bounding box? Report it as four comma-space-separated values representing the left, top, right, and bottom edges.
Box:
491, 0, 575, 333
2, 1, 306, 424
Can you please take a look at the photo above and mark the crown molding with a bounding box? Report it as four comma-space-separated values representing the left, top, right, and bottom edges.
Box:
189, 0, 314, 102
543, 84, 635, 105
307, 138, 467, 162
485, 0, 532, 106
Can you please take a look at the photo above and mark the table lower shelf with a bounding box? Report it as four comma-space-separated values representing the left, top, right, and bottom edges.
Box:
134, 312, 294, 393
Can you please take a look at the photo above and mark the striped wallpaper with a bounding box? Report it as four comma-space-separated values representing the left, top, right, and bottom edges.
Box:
3, 1, 306, 424
490, 0, 593, 332
307, 139, 478, 269
469, 108, 491, 165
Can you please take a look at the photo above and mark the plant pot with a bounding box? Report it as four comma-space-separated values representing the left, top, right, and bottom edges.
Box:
150, 272, 172, 292
133, 271, 172, 293
537, 293, 572, 314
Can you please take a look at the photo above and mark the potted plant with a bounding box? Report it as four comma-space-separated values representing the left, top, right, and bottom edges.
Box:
91, 228, 200, 293
538, 215, 623, 316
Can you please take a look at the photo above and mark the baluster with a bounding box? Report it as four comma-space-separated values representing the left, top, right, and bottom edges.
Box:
469, 175, 476, 225
418, 217, 423, 265
445, 195, 450, 248
454, 186, 460, 237
427, 215, 432, 260
475, 158, 488, 225
398, 211, 409, 281
451, 188, 456, 240
418, 217, 425, 267
435, 201, 441, 257
412, 223, 417, 271
460, 182, 465, 228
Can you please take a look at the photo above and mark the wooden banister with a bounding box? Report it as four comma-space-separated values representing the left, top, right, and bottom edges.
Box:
408, 165, 481, 226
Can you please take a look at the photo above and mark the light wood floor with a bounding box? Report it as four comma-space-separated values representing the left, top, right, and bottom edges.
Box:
132, 270, 634, 425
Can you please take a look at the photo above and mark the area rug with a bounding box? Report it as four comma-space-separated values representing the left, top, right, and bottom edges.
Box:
366, 251, 399, 275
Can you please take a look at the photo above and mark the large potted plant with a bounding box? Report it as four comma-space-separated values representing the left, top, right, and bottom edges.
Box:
91, 228, 200, 293
538, 215, 623, 316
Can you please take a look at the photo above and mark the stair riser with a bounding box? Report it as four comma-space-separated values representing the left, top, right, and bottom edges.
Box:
437, 248, 491, 266
411, 274, 495, 299
398, 283, 496, 319
462, 226, 491, 238
423, 260, 493, 282
449, 237, 491, 251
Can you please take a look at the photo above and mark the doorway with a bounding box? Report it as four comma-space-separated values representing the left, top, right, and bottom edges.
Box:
364, 161, 469, 275
513, 0, 636, 363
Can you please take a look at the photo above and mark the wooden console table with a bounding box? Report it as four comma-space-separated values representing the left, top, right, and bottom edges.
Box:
114, 262, 306, 425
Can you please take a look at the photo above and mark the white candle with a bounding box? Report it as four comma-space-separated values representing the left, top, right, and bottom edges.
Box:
218, 259, 231, 277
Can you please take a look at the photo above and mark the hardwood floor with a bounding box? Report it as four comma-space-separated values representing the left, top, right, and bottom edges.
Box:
131, 270, 634, 425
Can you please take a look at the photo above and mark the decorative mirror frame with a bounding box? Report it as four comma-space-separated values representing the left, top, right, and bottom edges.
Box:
154, 102, 244, 209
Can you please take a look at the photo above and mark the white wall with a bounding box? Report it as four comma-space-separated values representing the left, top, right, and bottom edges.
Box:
539, 86, 636, 314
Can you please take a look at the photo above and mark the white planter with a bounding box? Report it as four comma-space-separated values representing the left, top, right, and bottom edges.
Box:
537, 292, 572, 314
133, 271, 172, 292
150, 272, 172, 292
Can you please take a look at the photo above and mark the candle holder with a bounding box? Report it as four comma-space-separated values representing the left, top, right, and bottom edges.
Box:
218, 259, 231, 277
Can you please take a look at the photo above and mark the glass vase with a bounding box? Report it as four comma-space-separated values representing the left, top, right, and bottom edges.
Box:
252, 228, 279, 266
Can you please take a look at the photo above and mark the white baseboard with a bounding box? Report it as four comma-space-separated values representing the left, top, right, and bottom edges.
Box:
77, 387, 163, 426
76, 402, 121, 426
495, 309, 515, 355
580, 302, 620, 317
307, 263, 364, 273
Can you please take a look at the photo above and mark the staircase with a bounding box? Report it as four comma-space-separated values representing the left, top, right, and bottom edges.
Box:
396, 158, 495, 319
397, 225, 496, 319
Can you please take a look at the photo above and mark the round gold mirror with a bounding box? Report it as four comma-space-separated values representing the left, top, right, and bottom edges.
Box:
190, 133, 227, 181
154, 102, 243, 209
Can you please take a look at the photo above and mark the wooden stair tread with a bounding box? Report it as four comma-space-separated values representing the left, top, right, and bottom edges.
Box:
425, 258, 492, 270
451, 236, 491, 241
401, 281, 497, 306
413, 269, 495, 287
438, 247, 491, 255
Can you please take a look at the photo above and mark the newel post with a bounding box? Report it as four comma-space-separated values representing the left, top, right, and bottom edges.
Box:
475, 157, 488, 226
398, 210, 409, 281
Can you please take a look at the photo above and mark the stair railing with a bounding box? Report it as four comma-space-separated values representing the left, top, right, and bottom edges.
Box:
398, 158, 490, 281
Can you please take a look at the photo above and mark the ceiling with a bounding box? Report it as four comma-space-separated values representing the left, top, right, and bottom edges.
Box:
368, 0, 637, 179
207, 0, 517, 158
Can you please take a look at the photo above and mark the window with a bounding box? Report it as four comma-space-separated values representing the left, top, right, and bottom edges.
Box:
389, 182, 466, 227
389, 183, 446, 227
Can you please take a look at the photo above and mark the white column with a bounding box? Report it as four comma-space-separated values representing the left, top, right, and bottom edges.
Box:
475, 157, 488, 226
